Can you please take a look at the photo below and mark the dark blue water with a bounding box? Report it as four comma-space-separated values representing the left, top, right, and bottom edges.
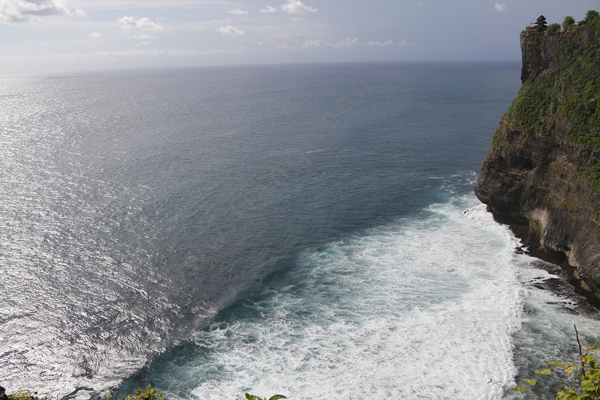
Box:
1, 62, 598, 399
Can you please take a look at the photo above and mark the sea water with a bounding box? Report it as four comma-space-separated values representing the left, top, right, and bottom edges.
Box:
1, 62, 599, 399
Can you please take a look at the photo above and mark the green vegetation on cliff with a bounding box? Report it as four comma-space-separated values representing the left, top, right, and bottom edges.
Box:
499, 11, 600, 219
477, 11, 600, 302
554, 41, 600, 146
506, 14, 600, 146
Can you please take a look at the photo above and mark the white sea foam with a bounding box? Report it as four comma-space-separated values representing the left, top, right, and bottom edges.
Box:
155, 196, 527, 399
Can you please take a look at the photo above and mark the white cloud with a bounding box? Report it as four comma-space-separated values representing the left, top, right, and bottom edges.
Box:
117, 16, 162, 30
89, 31, 101, 38
303, 37, 413, 49
281, 0, 316, 14
134, 41, 151, 47
289, 17, 302, 21
260, 6, 277, 13
0, 0, 70, 23
75, 7, 85, 17
134, 33, 156, 39
494, 2, 509, 12
217, 25, 245, 37
261, 0, 316, 14
227, 9, 248, 15
416, 1, 425, 7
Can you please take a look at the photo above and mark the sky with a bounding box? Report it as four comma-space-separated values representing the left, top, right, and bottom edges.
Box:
0, 0, 598, 75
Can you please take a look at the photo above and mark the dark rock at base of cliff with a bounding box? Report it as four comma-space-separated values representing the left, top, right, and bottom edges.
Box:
509, 223, 567, 265
506, 219, 600, 309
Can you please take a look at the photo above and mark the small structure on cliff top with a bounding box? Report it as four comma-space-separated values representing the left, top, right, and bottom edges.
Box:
536, 15, 548, 31
525, 15, 548, 36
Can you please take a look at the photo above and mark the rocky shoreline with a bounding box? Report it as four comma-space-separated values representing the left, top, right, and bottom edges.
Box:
509, 221, 600, 310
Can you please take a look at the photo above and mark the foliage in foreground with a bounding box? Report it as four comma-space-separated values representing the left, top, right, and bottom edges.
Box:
245, 394, 287, 400
107, 388, 164, 400
500, 326, 600, 399
2, 387, 47, 400
0, 387, 165, 400
1, 386, 287, 400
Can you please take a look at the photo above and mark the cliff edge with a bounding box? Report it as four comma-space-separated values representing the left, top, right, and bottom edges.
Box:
476, 23, 600, 301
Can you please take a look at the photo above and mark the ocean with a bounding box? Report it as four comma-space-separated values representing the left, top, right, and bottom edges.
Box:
1, 61, 599, 399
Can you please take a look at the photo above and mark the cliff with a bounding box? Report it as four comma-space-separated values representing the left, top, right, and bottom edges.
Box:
476, 25, 600, 302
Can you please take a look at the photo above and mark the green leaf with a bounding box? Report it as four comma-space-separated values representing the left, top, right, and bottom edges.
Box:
524, 379, 537, 386
268, 396, 287, 400
581, 379, 595, 390
505, 386, 516, 390
535, 369, 552, 375
245, 395, 260, 400
556, 390, 578, 400
517, 386, 526, 393
582, 355, 596, 365
548, 361, 565, 368
564, 365, 575, 374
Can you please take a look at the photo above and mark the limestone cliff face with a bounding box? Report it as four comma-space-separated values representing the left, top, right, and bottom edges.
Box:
476, 27, 600, 298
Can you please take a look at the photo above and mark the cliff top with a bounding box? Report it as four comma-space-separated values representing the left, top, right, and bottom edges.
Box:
520, 10, 600, 84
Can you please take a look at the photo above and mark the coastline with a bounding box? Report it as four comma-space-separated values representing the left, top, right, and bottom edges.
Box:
501, 215, 600, 311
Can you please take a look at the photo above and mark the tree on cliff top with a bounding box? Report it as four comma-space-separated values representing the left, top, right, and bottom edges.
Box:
563, 16, 575, 32
547, 23, 561, 36
586, 10, 600, 27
